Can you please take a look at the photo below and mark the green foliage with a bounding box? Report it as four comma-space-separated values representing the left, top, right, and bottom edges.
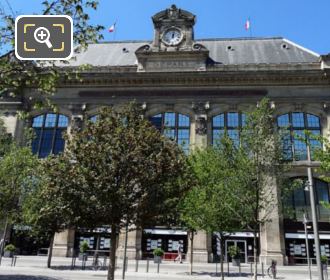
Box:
153, 248, 164, 257
33, 104, 190, 279
228, 245, 240, 258
181, 136, 244, 234
0, 118, 12, 157
0, 141, 40, 222
79, 240, 89, 253
321, 255, 328, 264
4, 244, 15, 252
0, 0, 104, 101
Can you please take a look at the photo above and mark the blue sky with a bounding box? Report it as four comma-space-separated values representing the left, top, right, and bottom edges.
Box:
3, 0, 330, 55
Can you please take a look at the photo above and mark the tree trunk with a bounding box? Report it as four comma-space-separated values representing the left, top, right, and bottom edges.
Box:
253, 230, 258, 280
189, 231, 194, 275
219, 235, 225, 280
47, 234, 54, 268
0, 215, 9, 265
107, 224, 117, 280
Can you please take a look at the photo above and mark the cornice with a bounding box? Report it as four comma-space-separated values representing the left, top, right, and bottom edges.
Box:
58, 68, 330, 88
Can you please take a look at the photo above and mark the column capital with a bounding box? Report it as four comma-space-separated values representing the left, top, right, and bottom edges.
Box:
192, 101, 210, 115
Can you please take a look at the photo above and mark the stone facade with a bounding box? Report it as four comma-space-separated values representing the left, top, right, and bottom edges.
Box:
1, 5, 330, 264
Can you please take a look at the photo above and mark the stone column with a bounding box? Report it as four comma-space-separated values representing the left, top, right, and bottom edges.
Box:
187, 231, 212, 263
117, 228, 142, 260
52, 229, 75, 257
259, 176, 286, 265
187, 102, 212, 263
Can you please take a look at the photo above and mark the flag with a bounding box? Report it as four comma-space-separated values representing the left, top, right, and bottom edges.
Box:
245, 19, 250, 31
108, 22, 116, 33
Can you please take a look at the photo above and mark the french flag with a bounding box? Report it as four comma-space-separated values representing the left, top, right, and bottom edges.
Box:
245, 19, 250, 31
108, 22, 116, 33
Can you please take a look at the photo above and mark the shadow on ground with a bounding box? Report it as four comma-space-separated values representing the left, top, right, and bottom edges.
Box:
0, 276, 61, 280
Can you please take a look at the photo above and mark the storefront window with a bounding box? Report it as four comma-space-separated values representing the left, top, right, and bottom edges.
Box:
31, 113, 69, 158
285, 178, 330, 221
277, 112, 321, 161
149, 112, 190, 153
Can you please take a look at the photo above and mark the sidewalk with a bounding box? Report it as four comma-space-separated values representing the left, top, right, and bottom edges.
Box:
0, 255, 324, 280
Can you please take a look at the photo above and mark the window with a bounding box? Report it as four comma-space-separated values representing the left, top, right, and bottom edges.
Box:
212, 112, 245, 146
149, 112, 190, 153
277, 113, 321, 160
285, 178, 330, 221
31, 113, 69, 158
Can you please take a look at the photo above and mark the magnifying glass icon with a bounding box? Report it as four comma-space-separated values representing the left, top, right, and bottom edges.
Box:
34, 27, 53, 49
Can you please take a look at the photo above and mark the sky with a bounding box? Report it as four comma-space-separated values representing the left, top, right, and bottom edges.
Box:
2, 0, 330, 55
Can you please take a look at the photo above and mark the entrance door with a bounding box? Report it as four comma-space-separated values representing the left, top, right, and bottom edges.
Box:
225, 240, 247, 263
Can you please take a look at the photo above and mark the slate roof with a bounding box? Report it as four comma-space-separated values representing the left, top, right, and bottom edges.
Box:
61, 37, 320, 67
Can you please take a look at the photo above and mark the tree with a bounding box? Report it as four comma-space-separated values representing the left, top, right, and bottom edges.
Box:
231, 98, 290, 280
0, 140, 39, 264
21, 155, 75, 268
37, 104, 190, 280
180, 137, 245, 280
0, 0, 104, 102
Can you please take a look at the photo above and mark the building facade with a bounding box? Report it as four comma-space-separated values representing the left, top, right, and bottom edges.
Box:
1, 5, 330, 265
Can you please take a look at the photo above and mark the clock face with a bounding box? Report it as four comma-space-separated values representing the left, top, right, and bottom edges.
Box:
162, 28, 183, 46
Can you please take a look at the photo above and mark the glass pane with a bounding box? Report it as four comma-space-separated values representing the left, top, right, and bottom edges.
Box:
293, 130, 307, 160
228, 129, 239, 146
150, 114, 163, 131
309, 130, 321, 159
294, 188, 306, 219
277, 114, 289, 127
316, 181, 329, 204
307, 114, 320, 128
281, 133, 293, 160
178, 128, 190, 154
32, 115, 44, 128
164, 128, 176, 140
213, 114, 224, 128
227, 113, 239, 127
58, 115, 68, 128
213, 129, 224, 145
44, 114, 57, 128
39, 129, 54, 158
292, 113, 305, 128
178, 114, 190, 127
164, 112, 175, 127
53, 130, 65, 154
90, 115, 98, 123
31, 129, 41, 154
241, 114, 247, 127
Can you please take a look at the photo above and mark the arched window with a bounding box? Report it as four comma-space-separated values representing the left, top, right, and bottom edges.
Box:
277, 113, 321, 161
285, 178, 330, 221
31, 113, 69, 158
90, 115, 98, 123
149, 112, 190, 153
212, 112, 246, 146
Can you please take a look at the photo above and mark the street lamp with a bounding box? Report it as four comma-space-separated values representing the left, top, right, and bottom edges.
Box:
306, 143, 324, 280
303, 213, 312, 280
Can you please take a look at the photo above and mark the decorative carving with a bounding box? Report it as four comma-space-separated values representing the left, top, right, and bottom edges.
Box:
196, 116, 207, 135
192, 102, 210, 114
71, 116, 83, 131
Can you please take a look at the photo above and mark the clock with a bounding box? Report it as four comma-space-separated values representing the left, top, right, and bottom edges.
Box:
161, 27, 183, 46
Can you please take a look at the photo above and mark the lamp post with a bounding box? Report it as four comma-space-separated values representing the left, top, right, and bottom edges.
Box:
306, 143, 324, 280
303, 213, 312, 280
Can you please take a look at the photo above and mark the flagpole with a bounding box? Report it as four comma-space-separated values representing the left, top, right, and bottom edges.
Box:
114, 19, 118, 41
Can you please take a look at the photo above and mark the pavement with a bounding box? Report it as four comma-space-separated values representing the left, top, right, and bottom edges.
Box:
0, 255, 327, 280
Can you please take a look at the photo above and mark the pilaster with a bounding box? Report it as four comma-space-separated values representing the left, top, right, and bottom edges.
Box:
259, 176, 286, 265
187, 231, 212, 263
117, 228, 142, 260
52, 229, 75, 257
